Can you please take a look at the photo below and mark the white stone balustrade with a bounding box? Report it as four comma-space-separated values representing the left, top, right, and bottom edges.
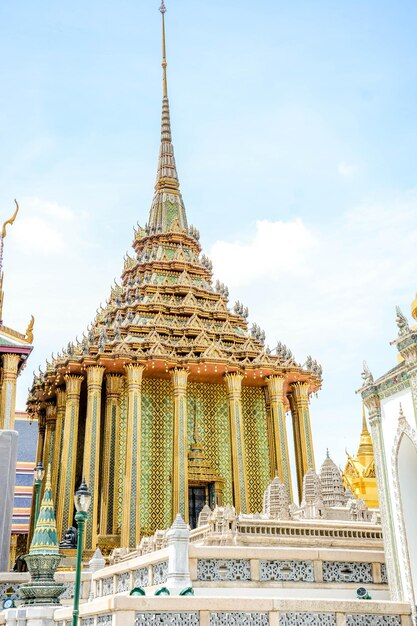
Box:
48, 596, 412, 626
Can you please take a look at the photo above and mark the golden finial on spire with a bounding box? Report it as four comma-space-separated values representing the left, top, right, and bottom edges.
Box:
160, 0, 168, 98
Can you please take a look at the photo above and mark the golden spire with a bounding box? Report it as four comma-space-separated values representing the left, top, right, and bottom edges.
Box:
361, 403, 368, 433
357, 403, 374, 467
160, 1, 168, 98
147, 1, 188, 233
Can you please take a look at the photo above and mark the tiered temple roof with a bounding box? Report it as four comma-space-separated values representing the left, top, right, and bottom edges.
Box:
27, 6, 322, 411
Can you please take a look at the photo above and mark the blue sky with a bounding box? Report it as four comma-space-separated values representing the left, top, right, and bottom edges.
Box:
1, 0, 416, 475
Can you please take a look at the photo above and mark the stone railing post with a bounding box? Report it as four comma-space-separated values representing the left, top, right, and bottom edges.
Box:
166, 514, 192, 590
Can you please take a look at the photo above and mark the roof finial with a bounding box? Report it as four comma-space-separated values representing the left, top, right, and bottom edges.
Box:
147, 1, 188, 232
326, 448, 330, 459
160, 1, 168, 98
0, 199, 19, 325
361, 402, 368, 433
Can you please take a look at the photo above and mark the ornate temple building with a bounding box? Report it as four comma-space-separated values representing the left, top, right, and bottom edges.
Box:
342, 408, 378, 509
360, 293, 417, 616
27, 2, 323, 554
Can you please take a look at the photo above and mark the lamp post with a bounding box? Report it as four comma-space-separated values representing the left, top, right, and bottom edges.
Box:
72, 480, 91, 626
33, 461, 45, 526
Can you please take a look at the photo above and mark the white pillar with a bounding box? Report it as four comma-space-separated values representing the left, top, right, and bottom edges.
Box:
166, 514, 192, 590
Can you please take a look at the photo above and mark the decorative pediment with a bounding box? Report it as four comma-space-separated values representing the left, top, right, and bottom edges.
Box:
221, 320, 235, 334
178, 270, 191, 286
186, 314, 203, 331
214, 298, 228, 313
239, 337, 260, 354
148, 341, 168, 357
174, 245, 187, 262
153, 312, 166, 327
364, 460, 375, 478
193, 331, 211, 348
202, 342, 225, 360
182, 292, 198, 307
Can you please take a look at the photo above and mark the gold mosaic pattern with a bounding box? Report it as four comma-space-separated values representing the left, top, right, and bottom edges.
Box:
116, 378, 128, 532
187, 382, 233, 505
241, 386, 271, 512
140, 378, 173, 535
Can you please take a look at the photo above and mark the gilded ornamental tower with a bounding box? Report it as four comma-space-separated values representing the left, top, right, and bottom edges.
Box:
27, 4, 322, 552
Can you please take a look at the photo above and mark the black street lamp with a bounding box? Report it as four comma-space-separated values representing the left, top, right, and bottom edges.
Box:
33, 461, 45, 526
72, 480, 91, 626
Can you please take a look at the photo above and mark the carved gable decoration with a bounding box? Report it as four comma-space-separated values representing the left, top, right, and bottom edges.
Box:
186, 314, 203, 331
214, 298, 228, 313
174, 245, 186, 262
182, 292, 198, 307
202, 342, 225, 360
193, 331, 211, 348
364, 460, 375, 478
178, 270, 191, 286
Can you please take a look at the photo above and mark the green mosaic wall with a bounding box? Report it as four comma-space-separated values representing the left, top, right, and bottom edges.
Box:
187, 382, 233, 505
241, 386, 271, 513
140, 378, 173, 536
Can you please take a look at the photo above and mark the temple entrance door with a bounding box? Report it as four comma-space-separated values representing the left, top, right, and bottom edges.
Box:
188, 486, 206, 529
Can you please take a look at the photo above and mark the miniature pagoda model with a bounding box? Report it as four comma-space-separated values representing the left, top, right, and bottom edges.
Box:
27, 1, 322, 553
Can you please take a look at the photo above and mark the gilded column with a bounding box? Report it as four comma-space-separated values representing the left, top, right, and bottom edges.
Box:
56, 374, 83, 541
100, 374, 123, 537
35, 409, 46, 467
291, 382, 315, 480
52, 387, 66, 502
263, 387, 276, 480
83, 365, 105, 551
0, 353, 20, 429
170, 368, 189, 523
224, 373, 249, 513
42, 401, 56, 471
288, 392, 303, 502
363, 391, 402, 600
28, 410, 46, 547
122, 364, 145, 548
266, 375, 293, 501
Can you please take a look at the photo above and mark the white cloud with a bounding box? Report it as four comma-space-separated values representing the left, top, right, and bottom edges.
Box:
12, 216, 67, 254
210, 192, 417, 468
8, 197, 75, 255
338, 161, 357, 177
211, 219, 317, 287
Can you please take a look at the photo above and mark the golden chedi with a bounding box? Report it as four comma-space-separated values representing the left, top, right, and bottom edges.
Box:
343, 408, 378, 509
